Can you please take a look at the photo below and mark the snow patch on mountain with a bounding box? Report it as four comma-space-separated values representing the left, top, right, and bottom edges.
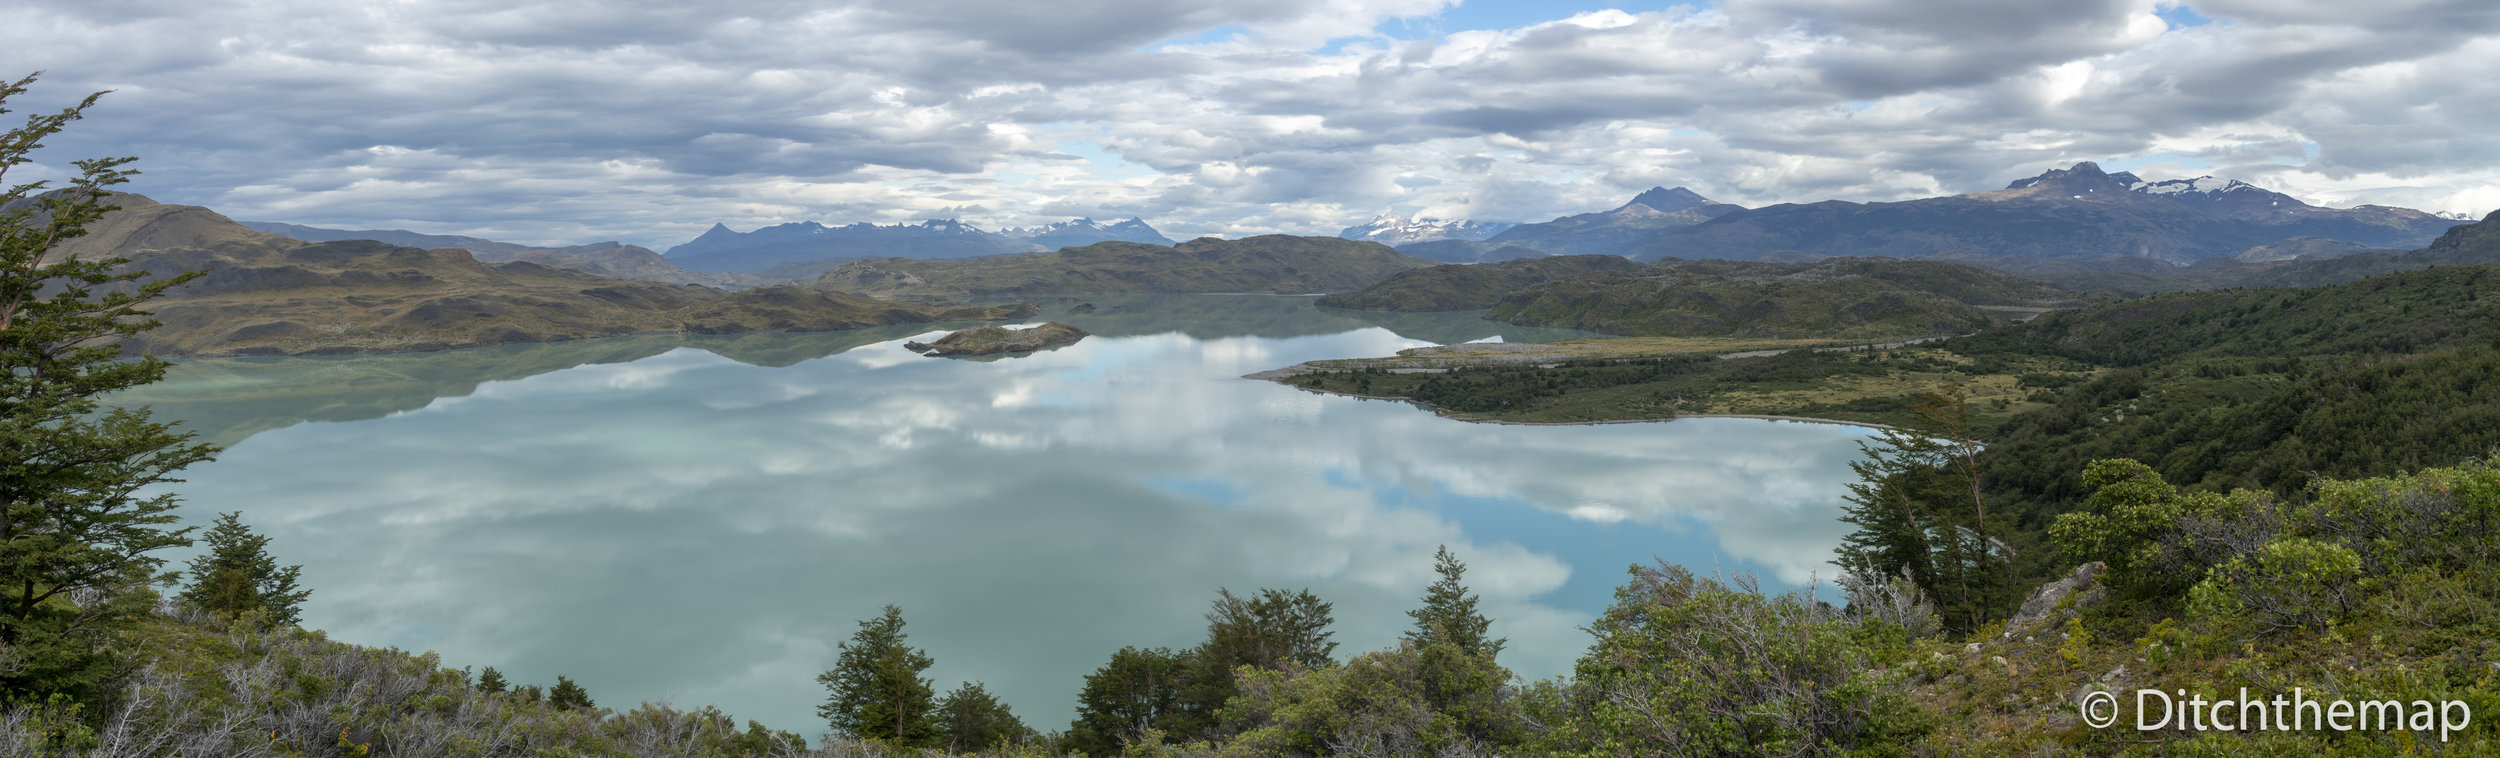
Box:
1337, 212, 1516, 245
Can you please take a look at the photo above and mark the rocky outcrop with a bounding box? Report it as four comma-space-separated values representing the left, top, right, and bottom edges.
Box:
905, 322, 1089, 357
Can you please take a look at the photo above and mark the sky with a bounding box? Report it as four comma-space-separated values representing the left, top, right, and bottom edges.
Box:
9, 0, 2500, 250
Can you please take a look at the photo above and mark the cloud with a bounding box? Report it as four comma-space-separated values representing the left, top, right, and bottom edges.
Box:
152, 320, 1876, 736
7, 0, 2494, 247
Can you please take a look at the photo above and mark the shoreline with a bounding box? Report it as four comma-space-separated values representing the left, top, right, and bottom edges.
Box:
1257, 379, 1895, 431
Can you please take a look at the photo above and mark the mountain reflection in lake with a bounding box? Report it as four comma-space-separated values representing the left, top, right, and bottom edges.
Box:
124, 296, 1876, 738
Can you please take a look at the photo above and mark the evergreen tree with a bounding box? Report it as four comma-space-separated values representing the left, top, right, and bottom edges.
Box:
934, 681, 1031, 752
816, 605, 938, 746
1832, 387, 2015, 631
0, 72, 216, 699
1171, 587, 1336, 741
1404, 545, 1504, 661
1064, 646, 1189, 754
548, 675, 594, 710
179, 511, 310, 626
476, 666, 508, 695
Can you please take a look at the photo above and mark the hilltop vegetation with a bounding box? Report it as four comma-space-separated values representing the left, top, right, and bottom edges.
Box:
1321, 256, 2078, 340
1492, 257, 2076, 339
809, 236, 1434, 298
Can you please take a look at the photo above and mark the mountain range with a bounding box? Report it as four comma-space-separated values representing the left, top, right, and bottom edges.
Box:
808, 236, 1435, 299
665, 216, 1174, 274
1336, 213, 1516, 246
1380, 165, 2464, 267
243, 221, 762, 288
62, 194, 1035, 356
1626, 162, 2462, 263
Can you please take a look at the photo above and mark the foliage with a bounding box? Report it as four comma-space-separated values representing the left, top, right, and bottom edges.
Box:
934, 681, 1034, 753
1487, 257, 2066, 339
475, 666, 507, 695
1177, 587, 1336, 740
0, 71, 217, 701
548, 674, 594, 711
1527, 562, 1926, 756
817, 605, 939, 746
1219, 640, 1521, 757
1834, 388, 2017, 632
1402, 546, 1502, 661
1065, 646, 1190, 756
177, 511, 309, 627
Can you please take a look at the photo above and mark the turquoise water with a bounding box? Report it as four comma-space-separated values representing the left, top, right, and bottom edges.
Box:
122, 296, 1877, 739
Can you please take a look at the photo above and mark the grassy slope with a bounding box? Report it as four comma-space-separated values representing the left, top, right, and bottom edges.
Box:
1490, 258, 2078, 339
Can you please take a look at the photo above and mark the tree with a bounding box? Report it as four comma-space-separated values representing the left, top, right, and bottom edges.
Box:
1063, 646, 1189, 755
1831, 386, 2015, 631
1171, 587, 1337, 742
934, 681, 1032, 752
1, 71, 216, 698
178, 511, 309, 626
816, 605, 938, 746
1403, 545, 1503, 661
476, 666, 508, 695
548, 675, 594, 711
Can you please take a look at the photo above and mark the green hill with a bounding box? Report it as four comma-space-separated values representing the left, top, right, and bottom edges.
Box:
810, 235, 1435, 298
1315, 254, 1642, 311
1489, 257, 2077, 339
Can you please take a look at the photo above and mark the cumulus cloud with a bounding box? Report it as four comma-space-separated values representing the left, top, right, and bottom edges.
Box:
6, 0, 2494, 248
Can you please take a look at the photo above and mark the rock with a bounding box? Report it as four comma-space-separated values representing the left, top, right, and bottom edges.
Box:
909, 321, 1089, 357
2101, 664, 2127, 683
1965, 643, 1983, 655
2005, 561, 2108, 637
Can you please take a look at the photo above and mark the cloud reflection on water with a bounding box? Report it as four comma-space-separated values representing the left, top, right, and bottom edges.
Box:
157, 323, 1874, 738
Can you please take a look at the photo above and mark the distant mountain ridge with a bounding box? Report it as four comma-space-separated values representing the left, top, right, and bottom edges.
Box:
1627, 162, 2463, 264
1337, 212, 1516, 245
1481, 186, 1744, 255
74, 194, 1033, 356
666, 216, 1174, 273
808, 235, 1434, 298
242, 221, 761, 289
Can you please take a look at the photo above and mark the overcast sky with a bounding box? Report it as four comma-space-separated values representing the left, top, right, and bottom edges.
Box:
10, 0, 2499, 249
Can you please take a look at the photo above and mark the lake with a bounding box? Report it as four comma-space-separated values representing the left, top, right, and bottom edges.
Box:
117, 295, 1880, 739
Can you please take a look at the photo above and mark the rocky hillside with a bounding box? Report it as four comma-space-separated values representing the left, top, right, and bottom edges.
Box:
68, 195, 1032, 356
245, 221, 765, 288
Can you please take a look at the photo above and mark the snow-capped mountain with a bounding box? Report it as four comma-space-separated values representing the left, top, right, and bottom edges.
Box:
999, 217, 1174, 248
1337, 212, 1516, 245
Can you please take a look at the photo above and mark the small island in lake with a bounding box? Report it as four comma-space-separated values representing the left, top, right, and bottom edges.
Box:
906, 321, 1090, 357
